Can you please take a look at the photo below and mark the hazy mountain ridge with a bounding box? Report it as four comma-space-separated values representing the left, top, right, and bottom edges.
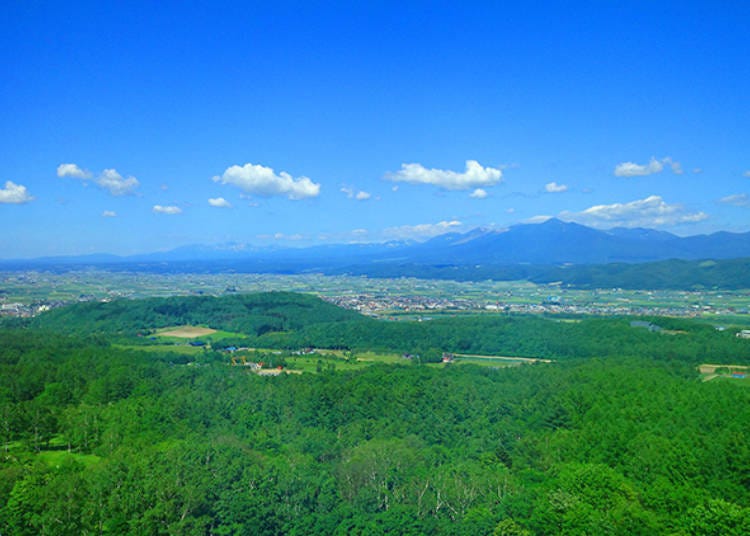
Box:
20, 220, 750, 269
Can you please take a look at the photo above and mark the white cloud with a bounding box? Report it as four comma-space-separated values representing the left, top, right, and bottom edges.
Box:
693, 168, 703, 174
667, 158, 683, 175
744, 170, 750, 178
341, 186, 372, 201
383, 220, 463, 240
387, 160, 503, 190
213, 162, 320, 200
257, 232, 306, 241
719, 193, 750, 207
102, 210, 117, 217
559, 195, 708, 228
614, 157, 663, 177
0, 181, 34, 204
208, 197, 232, 208
470, 188, 488, 199
153, 205, 182, 215
544, 182, 568, 193
97, 169, 139, 196
58, 163, 139, 196
614, 157, 683, 178
57, 163, 92, 179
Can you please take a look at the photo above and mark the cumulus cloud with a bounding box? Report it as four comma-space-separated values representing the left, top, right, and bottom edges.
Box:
208, 197, 232, 208
0, 181, 34, 204
57, 163, 92, 179
102, 210, 117, 217
97, 169, 140, 196
719, 193, 750, 207
544, 182, 568, 193
213, 162, 320, 200
614, 157, 683, 177
256, 232, 306, 241
387, 160, 503, 190
58, 163, 139, 196
470, 188, 488, 199
341, 186, 371, 201
383, 220, 463, 240
559, 195, 708, 228
153, 205, 182, 215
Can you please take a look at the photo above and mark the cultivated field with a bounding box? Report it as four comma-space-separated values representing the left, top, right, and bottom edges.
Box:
157, 326, 217, 338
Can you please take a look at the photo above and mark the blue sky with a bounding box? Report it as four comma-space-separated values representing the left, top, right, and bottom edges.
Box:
2, 1, 749, 258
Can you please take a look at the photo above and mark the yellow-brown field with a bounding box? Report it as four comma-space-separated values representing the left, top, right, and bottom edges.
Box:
157, 326, 217, 338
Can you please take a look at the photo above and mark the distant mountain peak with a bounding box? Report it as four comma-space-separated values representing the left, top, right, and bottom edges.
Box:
4, 219, 750, 269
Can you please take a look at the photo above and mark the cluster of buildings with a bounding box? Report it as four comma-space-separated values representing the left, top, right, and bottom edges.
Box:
323, 294, 475, 316
0, 302, 53, 318
323, 294, 743, 319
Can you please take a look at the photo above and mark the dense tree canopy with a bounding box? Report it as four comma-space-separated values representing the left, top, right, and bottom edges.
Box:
2, 293, 750, 534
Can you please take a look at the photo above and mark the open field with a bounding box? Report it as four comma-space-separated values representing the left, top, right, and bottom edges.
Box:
115, 336, 556, 374
283, 350, 404, 374
157, 326, 217, 338
115, 344, 207, 356
453, 353, 553, 364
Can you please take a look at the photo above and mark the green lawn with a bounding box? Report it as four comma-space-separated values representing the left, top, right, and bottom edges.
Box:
114, 343, 207, 356
284, 350, 407, 373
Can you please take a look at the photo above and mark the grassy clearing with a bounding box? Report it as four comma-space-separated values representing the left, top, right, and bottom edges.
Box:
284, 350, 407, 373
118, 341, 548, 373
115, 343, 207, 356
204, 329, 249, 341
453, 353, 552, 364
443, 358, 541, 369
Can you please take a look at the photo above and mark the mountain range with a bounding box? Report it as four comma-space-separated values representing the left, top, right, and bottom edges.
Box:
5, 218, 750, 270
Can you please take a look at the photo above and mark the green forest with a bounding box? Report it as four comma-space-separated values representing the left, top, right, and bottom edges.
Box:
2, 292, 750, 534
336, 257, 750, 290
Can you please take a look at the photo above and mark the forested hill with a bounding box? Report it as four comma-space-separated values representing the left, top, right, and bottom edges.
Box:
2, 327, 750, 534
3, 293, 750, 533
30, 291, 362, 338
332, 256, 750, 290
27, 292, 750, 364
